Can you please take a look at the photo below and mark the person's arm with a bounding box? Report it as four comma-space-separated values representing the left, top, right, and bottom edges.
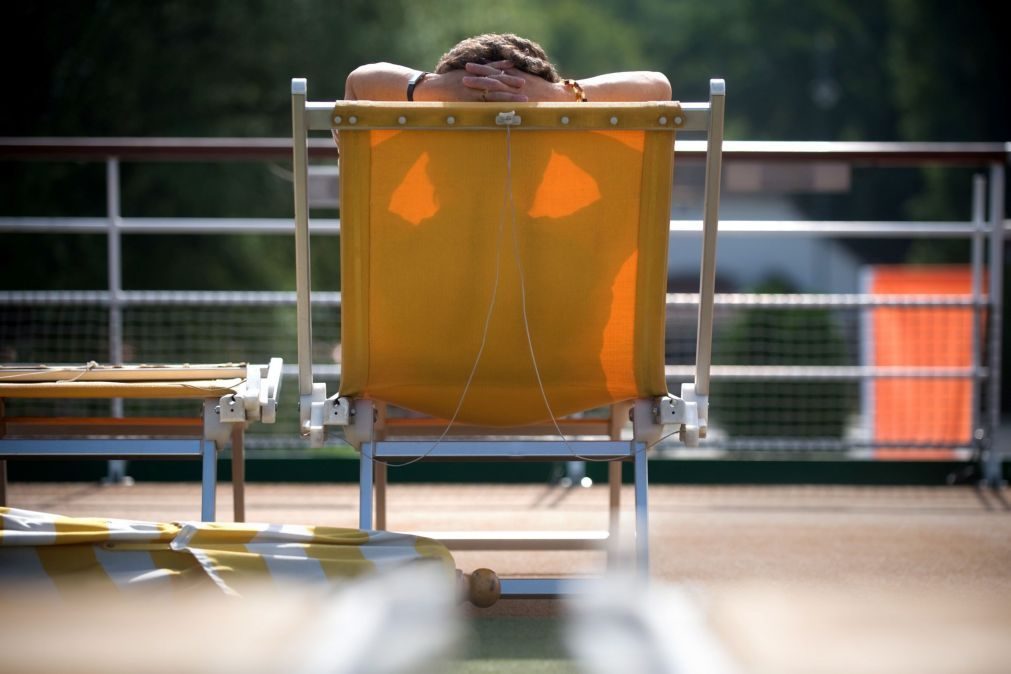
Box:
578, 71, 672, 102
345, 62, 671, 103
465, 65, 672, 102
345, 61, 528, 102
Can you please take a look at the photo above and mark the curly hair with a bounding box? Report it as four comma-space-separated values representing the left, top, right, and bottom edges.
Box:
434, 33, 561, 83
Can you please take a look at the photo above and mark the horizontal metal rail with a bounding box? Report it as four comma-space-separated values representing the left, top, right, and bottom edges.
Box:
710, 439, 975, 452
0, 217, 342, 235
0, 290, 982, 309
665, 365, 984, 380
0, 290, 341, 306
669, 220, 1011, 237
267, 364, 984, 382
669, 293, 984, 308
4, 216, 1009, 236
2, 137, 1007, 164
60, 363, 956, 383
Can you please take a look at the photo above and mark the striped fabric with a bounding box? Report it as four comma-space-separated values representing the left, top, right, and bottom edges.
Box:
0, 507, 453, 597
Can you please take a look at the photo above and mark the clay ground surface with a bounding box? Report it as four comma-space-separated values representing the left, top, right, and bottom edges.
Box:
6, 482, 1011, 673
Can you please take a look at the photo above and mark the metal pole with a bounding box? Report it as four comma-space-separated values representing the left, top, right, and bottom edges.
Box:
694, 79, 725, 397
105, 157, 129, 485
291, 79, 314, 400
200, 437, 217, 521
359, 442, 374, 530
970, 176, 985, 452
0, 399, 6, 506
375, 461, 387, 531
607, 403, 625, 568
633, 441, 650, 578
985, 162, 1006, 485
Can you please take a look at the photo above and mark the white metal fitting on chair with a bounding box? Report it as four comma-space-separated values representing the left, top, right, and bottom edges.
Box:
325, 396, 351, 426
244, 358, 282, 424
632, 398, 663, 446
203, 399, 233, 451
495, 111, 522, 126
300, 382, 329, 447
644, 392, 705, 448
679, 383, 709, 447
218, 394, 246, 423
343, 399, 375, 450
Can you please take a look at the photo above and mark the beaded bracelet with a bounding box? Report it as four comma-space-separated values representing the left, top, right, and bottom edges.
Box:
563, 79, 587, 102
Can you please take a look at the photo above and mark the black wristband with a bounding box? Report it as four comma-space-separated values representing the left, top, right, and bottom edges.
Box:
406, 71, 430, 101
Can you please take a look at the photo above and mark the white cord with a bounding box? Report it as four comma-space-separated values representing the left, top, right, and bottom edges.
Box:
378, 135, 509, 469
381, 126, 675, 468
502, 126, 641, 464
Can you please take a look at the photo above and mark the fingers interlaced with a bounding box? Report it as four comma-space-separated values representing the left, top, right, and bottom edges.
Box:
461, 61, 527, 101
463, 63, 524, 87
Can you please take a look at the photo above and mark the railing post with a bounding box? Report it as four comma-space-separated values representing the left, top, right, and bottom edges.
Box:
984, 161, 1006, 486
292, 78, 316, 437
970, 175, 985, 456
694, 79, 725, 398
105, 157, 129, 484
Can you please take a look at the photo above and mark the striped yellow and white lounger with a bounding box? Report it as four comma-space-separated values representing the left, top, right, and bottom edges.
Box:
0, 507, 453, 598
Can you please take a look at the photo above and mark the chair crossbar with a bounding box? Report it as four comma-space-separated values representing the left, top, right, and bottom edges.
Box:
0, 438, 204, 458
414, 530, 609, 551
369, 440, 636, 460
499, 578, 591, 598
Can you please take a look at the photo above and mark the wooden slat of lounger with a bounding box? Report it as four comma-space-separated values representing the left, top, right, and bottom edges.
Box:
2, 416, 203, 438
0, 379, 243, 399
0, 364, 247, 382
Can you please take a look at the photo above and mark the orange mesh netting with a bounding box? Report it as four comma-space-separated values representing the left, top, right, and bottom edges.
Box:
868, 266, 985, 459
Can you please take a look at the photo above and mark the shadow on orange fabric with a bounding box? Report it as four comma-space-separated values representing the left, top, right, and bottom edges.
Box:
348, 128, 653, 426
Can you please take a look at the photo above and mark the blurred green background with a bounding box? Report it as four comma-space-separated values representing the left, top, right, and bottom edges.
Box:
4, 1, 1008, 140
2, 0, 1008, 286
1, 1, 1009, 421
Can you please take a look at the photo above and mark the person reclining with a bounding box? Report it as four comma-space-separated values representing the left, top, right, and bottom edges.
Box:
343, 32, 671, 104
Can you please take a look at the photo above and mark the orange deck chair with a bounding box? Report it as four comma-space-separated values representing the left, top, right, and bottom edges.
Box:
291, 78, 725, 596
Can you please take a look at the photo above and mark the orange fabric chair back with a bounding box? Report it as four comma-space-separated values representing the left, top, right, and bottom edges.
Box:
337, 104, 679, 425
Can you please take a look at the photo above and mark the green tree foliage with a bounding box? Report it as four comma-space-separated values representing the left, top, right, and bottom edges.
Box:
1, 0, 421, 291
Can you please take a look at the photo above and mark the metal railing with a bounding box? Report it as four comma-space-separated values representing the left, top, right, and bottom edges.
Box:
1, 138, 1007, 479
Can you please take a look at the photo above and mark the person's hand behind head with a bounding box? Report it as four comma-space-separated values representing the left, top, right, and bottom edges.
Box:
461, 61, 528, 102
462, 61, 570, 103
501, 67, 570, 102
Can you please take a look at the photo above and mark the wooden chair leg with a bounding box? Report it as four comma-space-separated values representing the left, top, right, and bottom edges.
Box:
231, 424, 246, 522
607, 402, 629, 567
